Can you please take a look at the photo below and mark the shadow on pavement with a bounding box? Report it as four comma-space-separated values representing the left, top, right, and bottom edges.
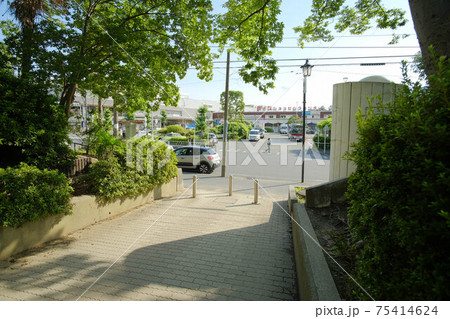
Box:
0, 201, 297, 301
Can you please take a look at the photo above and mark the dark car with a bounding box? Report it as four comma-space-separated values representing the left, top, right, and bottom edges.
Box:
173, 146, 221, 174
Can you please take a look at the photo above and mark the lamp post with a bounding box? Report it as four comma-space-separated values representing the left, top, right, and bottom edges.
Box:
301, 59, 313, 183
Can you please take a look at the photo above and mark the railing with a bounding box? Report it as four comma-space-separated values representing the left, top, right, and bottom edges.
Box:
65, 156, 97, 177
313, 126, 331, 152
167, 140, 210, 148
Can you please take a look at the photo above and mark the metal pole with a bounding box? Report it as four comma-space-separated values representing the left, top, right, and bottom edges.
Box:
193, 175, 197, 198
221, 51, 230, 177
229, 175, 233, 196
254, 179, 259, 204
301, 76, 307, 183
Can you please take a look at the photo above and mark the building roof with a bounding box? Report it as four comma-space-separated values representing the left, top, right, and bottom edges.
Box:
359, 75, 391, 83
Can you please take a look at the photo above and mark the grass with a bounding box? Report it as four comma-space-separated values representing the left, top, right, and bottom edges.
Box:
295, 186, 306, 203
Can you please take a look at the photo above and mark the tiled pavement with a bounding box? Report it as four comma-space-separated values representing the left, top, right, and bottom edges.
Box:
0, 187, 297, 301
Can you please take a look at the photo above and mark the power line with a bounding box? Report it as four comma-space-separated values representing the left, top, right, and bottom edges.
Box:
272, 45, 419, 49
209, 61, 409, 70
211, 55, 416, 64
282, 34, 415, 39
210, 45, 419, 49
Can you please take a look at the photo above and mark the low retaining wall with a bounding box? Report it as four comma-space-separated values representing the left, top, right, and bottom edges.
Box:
288, 186, 340, 301
0, 169, 184, 260
305, 177, 348, 208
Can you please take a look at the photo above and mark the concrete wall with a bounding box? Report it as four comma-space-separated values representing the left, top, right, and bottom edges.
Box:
0, 169, 184, 260
288, 187, 341, 301
305, 177, 348, 208
330, 81, 400, 180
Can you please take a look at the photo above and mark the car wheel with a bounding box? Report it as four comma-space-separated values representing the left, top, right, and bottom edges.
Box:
198, 162, 211, 174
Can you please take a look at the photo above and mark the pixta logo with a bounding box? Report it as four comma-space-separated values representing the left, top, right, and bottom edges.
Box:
126, 135, 172, 175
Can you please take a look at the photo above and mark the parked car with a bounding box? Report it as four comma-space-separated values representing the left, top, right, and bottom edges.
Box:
280, 124, 289, 134
248, 129, 261, 141
165, 132, 182, 137
173, 146, 221, 174
258, 128, 265, 138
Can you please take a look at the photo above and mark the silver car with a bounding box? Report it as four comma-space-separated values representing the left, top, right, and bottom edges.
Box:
174, 146, 221, 174
248, 129, 261, 141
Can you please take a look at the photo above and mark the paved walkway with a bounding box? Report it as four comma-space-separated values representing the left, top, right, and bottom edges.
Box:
0, 184, 297, 301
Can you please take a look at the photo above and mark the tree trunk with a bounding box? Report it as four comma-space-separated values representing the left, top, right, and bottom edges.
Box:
20, 25, 33, 78
60, 83, 78, 118
113, 107, 119, 137
409, 0, 450, 77
97, 97, 103, 123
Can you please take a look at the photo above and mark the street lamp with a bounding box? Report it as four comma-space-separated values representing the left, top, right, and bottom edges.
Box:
301, 59, 313, 183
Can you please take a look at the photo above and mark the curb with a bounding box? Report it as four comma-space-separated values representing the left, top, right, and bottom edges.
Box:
288, 185, 341, 301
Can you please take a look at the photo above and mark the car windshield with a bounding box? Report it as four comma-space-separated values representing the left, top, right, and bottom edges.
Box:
250, 130, 259, 134
291, 128, 302, 134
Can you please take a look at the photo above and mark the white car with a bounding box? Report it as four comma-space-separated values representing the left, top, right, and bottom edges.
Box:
248, 129, 261, 141
173, 146, 221, 174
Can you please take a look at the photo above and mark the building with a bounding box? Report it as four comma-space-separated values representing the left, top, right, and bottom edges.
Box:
212, 110, 332, 132
69, 92, 220, 132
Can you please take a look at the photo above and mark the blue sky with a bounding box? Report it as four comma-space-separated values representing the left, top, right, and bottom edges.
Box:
178, 0, 420, 108
1, 1, 420, 108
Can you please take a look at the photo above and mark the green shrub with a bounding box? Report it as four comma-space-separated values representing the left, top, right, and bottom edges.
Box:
91, 129, 123, 160
0, 163, 73, 228
0, 72, 74, 171
346, 59, 450, 300
157, 128, 168, 134
166, 125, 186, 135
265, 127, 274, 133
88, 137, 178, 202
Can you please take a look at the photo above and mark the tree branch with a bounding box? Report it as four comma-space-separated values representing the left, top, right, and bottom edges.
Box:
238, 0, 270, 30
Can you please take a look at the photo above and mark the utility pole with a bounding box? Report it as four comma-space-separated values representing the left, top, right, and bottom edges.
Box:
221, 51, 230, 177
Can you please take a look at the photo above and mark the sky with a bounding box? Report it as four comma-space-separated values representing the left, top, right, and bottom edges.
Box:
0, 0, 420, 109
178, 0, 421, 108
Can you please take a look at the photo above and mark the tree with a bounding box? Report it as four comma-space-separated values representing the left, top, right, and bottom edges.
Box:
2, 1, 215, 117
317, 116, 332, 130
220, 91, 245, 119
0, 69, 73, 171
160, 110, 168, 128
2, 0, 65, 77
287, 115, 301, 125
294, 0, 449, 78
195, 105, 208, 133
214, 0, 284, 94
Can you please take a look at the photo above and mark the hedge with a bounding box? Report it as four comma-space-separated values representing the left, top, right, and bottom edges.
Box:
87, 137, 178, 202
166, 125, 186, 135
0, 163, 73, 228
346, 59, 450, 300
